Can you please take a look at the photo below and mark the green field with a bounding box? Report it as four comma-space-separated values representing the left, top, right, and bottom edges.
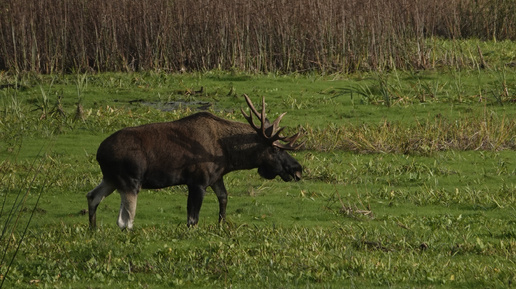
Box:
1, 68, 516, 288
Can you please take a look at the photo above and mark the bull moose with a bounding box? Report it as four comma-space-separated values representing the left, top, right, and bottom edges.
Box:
86, 95, 303, 229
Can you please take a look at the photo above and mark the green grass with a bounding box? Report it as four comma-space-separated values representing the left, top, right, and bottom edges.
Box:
1, 67, 516, 288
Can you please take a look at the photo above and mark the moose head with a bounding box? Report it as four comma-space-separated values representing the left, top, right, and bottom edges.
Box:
241, 95, 303, 182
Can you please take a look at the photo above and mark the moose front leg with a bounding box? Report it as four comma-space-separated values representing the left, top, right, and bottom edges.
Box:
187, 184, 206, 226
211, 179, 228, 224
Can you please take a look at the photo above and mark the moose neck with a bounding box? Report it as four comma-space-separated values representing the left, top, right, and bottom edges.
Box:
219, 122, 268, 172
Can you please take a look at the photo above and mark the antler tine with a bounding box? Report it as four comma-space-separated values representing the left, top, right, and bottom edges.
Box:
282, 132, 301, 144
244, 94, 267, 136
274, 140, 304, 151
259, 96, 267, 136
240, 107, 259, 131
261, 96, 266, 118
271, 112, 287, 134
243, 94, 261, 121
274, 141, 305, 151
269, 112, 290, 141
273, 132, 304, 150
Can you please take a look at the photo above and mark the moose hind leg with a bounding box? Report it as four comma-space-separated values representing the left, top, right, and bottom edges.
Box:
86, 180, 116, 228
117, 191, 138, 230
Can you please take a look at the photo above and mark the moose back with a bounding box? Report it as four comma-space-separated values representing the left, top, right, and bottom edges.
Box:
86, 95, 303, 229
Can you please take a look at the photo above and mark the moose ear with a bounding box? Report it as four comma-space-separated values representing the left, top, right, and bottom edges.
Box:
263, 118, 274, 137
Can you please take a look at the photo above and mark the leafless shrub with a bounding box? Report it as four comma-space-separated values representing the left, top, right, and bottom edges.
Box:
1, 0, 515, 73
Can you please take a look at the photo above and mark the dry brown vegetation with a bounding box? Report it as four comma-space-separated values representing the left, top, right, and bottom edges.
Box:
303, 113, 516, 154
1, 0, 515, 73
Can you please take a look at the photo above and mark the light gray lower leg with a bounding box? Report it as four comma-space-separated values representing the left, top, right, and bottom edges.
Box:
117, 192, 138, 230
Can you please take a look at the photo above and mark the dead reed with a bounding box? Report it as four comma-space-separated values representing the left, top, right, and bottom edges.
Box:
1, 0, 515, 73
302, 112, 516, 154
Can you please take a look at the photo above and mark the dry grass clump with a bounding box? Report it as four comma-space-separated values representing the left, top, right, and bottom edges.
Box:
0, 0, 515, 73
303, 113, 516, 154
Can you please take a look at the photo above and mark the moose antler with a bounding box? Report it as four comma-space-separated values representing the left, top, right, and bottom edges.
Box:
241, 94, 304, 150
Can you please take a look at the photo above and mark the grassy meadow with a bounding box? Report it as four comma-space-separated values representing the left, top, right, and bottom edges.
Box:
0, 65, 515, 288
2, 1, 516, 287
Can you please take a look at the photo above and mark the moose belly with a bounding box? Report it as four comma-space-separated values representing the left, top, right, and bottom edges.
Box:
141, 169, 184, 189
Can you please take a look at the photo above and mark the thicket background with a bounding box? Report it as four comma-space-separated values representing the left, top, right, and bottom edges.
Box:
1, 0, 515, 74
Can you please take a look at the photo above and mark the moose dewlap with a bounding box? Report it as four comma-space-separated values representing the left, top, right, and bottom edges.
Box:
86, 95, 303, 229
